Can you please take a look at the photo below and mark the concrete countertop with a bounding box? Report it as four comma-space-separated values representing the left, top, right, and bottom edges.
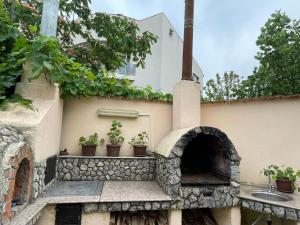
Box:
100, 181, 172, 202
43, 180, 172, 204
239, 184, 300, 221
5, 181, 172, 225
239, 184, 300, 210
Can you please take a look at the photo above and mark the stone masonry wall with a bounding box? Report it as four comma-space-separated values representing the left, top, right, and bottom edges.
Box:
58, 156, 156, 181
156, 126, 241, 209
0, 124, 26, 223
180, 186, 240, 209
155, 154, 180, 198
32, 158, 58, 200
83, 201, 174, 214
241, 199, 300, 221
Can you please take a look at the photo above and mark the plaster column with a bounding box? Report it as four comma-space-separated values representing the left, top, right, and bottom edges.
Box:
15, 62, 59, 100
168, 209, 182, 225
36, 205, 56, 225
172, 80, 201, 130
81, 212, 110, 225
212, 207, 241, 225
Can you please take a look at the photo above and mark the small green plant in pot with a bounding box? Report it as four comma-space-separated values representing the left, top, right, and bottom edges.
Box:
106, 120, 124, 157
79, 133, 104, 156
129, 131, 149, 157
262, 165, 300, 193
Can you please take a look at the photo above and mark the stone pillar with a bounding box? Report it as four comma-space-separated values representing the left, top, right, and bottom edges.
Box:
36, 205, 56, 225
168, 209, 182, 225
173, 80, 200, 130
81, 212, 110, 225
212, 207, 241, 225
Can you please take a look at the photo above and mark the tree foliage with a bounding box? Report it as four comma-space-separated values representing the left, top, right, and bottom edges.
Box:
204, 11, 300, 101
203, 71, 242, 101
0, 1, 23, 104
0, 0, 170, 109
4, 0, 157, 72
243, 11, 300, 98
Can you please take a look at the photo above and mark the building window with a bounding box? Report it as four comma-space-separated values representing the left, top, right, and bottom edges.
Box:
117, 59, 136, 76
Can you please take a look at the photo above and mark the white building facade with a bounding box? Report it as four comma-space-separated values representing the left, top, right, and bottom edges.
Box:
75, 13, 204, 93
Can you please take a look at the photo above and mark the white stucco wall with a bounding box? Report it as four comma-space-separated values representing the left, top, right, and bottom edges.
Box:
133, 13, 163, 91
0, 87, 63, 162
136, 13, 204, 93
72, 13, 204, 93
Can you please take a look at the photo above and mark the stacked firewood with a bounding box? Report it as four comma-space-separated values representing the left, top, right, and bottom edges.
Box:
182, 209, 219, 225
109, 211, 168, 225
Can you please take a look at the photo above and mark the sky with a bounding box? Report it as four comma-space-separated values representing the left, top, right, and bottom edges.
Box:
91, 0, 300, 82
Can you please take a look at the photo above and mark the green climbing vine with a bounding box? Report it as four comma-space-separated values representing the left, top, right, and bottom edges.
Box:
0, 2, 172, 110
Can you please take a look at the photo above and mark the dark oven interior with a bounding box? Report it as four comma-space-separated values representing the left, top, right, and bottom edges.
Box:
181, 133, 231, 186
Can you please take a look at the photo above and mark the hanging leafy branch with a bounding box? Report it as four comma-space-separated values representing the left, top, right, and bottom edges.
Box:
4, 35, 172, 103
4, 0, 158, 72
0, 0, 170, 110
0, 1, 29, 109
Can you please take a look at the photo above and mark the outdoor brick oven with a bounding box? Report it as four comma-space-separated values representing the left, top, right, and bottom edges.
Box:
153, 0, 241, 212
0, 124, 33, 222
155, 126, 241, 209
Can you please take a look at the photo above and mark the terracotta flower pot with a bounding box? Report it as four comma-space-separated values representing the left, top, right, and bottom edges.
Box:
133, 145, 147, 157
82, 144, 97, 156
276, 178, 294, 193
106, 144, 121, 157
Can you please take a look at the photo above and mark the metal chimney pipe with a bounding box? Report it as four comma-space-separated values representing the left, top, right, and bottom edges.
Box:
182, 0, 194, 81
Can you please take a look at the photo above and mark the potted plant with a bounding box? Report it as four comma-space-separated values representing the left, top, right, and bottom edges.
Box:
262, 165, 300, 193
129, 131, 149, 157
106, 120, 124, 156
79, 133, 104, 156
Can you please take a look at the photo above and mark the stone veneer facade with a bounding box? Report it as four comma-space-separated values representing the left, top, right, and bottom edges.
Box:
58, 156, 156, 181
241, 199, 300, 221
0, 124, 33, 222
83, 201, 174, 213
32, 159, 58, 200
0, 124, 57, 223
156, 126, 241, 209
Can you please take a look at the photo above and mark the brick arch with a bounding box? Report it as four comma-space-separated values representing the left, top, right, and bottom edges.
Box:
3, 145, 33, 222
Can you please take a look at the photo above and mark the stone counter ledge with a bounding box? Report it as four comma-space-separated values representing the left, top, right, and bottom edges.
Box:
240, 185, 300, 221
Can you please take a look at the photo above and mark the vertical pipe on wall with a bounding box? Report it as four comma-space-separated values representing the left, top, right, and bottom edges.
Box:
182, 0, 195, 81
40, 0, 59, 37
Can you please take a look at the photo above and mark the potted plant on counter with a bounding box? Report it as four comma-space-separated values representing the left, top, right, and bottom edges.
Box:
129, 131, 149, 157
262, 165, 300, 193
79, 133, 104, 156
106, 120, 124, 157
